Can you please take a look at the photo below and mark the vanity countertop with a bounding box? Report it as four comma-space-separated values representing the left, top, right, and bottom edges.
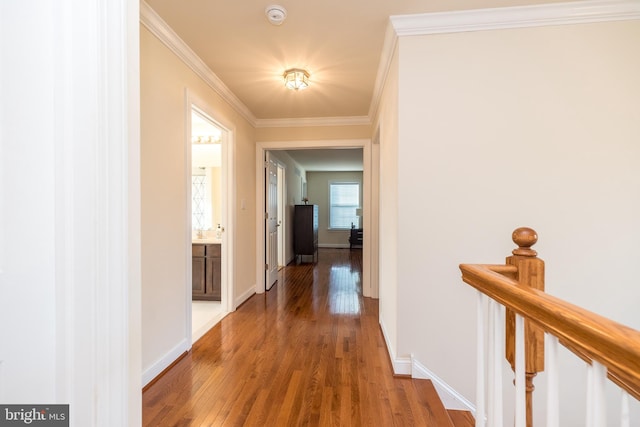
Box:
192, 238, 222, 245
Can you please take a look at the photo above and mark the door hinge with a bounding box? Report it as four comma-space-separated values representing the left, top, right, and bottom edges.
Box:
265, 263, 269, 271
265, 212, 269, 220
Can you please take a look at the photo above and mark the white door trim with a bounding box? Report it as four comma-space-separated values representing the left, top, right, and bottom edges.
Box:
255, 139, 374, 297
277, 162, 287, 268
47, 0, 141, 425
185, 91, 236, 338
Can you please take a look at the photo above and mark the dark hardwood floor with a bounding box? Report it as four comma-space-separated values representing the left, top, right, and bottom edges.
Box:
142, 248, 469, 426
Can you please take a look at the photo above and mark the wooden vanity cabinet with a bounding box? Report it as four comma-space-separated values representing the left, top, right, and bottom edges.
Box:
192, 243, 221, 301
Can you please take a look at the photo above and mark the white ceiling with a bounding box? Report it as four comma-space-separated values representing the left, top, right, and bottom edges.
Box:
144, 0, 563, 121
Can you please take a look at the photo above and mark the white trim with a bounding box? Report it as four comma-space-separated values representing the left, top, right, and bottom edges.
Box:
411, 357, 476, 413
50, 0, 141, 424
255, 139, 372, 296
234, 287, 256, 309
391, 0, 640, 36
185, 90, 237, 334
126, 0, 142, 422
255, 115, 371, 128
318, 243, 351, 249
99, 0, 133, 420
184, 96, 195, 348
140, 1, 256, 126
368, 22, 399, 121
361, 139, 372, 297
142, 339, 190, 387
256, 146, 266, 294
379, 319, 412, 376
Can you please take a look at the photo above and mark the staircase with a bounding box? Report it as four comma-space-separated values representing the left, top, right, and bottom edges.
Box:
411, 379, 475, 427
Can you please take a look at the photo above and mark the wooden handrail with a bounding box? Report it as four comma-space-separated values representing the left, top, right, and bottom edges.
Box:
460, 262, 640, 400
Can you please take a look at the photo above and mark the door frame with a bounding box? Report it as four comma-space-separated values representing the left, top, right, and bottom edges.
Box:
255, 139, 374, 296
185, 90, 236, 342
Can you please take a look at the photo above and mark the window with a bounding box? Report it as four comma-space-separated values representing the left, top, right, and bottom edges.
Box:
329, 181, 360, 229
192, 175, 206, 230
192, 169, 213, 231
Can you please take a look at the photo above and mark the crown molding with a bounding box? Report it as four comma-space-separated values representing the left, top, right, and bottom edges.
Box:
390, 0, 640, 36
368, 22, 399, 122
369, 0, 639, 123
141, 0, 639, 130
255, 115, 371, 128
140, 1, 256, 126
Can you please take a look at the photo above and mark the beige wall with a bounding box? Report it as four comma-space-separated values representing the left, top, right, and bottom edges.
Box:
389, 20, 640, 422
140, 25, 256, 383
306, 171, 364, 247
256, 124, 371, 141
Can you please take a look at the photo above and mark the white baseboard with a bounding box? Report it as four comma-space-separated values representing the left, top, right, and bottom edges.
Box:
142, 338, 190, 387
318, 243, 351, 249
411, 356, 476, 413
379, 318, 412, 376
234, 286, 255, 309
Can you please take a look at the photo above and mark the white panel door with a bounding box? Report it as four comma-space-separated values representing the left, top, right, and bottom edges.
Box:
266, 153, 278, 290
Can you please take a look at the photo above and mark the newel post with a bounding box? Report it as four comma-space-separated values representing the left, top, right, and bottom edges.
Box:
505, 227, 545, 427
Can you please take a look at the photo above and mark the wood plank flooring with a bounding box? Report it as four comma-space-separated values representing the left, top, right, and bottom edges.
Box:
143, 248, 470, 426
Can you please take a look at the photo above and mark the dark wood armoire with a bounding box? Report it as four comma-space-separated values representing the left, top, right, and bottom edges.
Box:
293, 204, 318, 263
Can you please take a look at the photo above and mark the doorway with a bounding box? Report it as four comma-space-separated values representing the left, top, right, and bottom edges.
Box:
188, 104, 233, 343
255, 139, 375, 298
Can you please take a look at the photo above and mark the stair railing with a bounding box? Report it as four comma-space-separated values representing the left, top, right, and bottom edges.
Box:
460, 227, 640, 427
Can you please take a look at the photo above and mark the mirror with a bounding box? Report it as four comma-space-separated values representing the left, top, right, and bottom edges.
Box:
191, 109, 222, 241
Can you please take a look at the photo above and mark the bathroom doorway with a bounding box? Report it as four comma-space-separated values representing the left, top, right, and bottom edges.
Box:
188, 104, 232, 343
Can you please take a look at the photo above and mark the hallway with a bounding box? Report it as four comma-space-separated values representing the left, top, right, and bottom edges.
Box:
142, 248, 463, 426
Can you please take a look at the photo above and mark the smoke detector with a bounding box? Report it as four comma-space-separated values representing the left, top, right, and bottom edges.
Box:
265, 5, 287, 26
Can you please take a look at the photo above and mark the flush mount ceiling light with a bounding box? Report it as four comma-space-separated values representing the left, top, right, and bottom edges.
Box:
283, 68, 310, 91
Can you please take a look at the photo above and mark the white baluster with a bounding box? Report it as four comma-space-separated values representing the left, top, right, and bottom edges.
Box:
587, 361, 607, 427
476, 292, 486, 427
514, 314, 525, 427
586, 361, 593, 427
487, 299, 496, 426
492, 302, 504, 427
620, 390, 630, 427
546, 334, 560, 427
